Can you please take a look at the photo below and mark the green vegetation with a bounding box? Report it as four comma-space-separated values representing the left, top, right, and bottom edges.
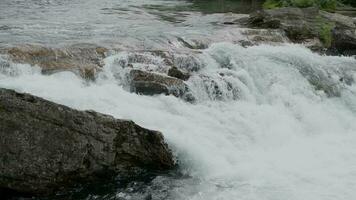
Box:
315, 16, 335, 47
263, 0, 338, 10
292, 0, 317, 8
263, 0, 283, 9
318, 23, 334, 47
340, 0, 356, 7
0, 104, 4, 112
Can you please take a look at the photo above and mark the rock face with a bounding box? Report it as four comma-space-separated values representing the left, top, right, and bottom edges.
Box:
239, 28, 289, 45
167, 66, 190, 81
5, 43, 108, 79
0, 88, 174, 196
242, 7, 356, 55
320, 11, 356, 55
128, 69, 195, 102
246, 7, 320, 42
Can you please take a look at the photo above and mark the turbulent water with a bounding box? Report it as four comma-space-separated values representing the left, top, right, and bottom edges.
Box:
1, 0, 356, 200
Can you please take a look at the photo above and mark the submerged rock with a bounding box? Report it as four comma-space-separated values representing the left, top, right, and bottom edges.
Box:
128, 69, 195, 102
5, 43, 108, 80
0, 88, 174, 196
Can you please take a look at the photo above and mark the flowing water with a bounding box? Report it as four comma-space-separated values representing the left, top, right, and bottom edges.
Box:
1, 0, 356, 200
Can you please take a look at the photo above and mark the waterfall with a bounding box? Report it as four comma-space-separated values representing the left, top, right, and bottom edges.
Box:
1, 43, 356, 200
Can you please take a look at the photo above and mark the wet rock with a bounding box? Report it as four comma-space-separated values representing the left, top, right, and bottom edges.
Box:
223, 21, 236, 25
167, 66, 190, 81
238, 40, 254, 47
0, 88, 174, 196
199, 74, 240, 101
173, 54, 204, 72
246, 7, 320, 42
331, 28, 356, 55
176, 37, 208, 50
5, 43, 108, 80
128, 69, 195, 102
240, 28, 289, 45
242, 7, 356, 55
318, 11, 356, 55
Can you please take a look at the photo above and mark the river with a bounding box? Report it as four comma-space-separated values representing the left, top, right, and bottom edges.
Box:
1, 0, 356, 200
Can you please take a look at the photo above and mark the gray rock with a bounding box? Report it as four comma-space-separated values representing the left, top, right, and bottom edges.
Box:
331, 27, 356, 55
128, 69, 195, 102
0, 88, 174, 196
246, 7, 320, 42
318, 11, 356, 55
167, 66, 190, 81
242, 7, 356, 55
239, 29, 289, 45
5, 43, 108, 80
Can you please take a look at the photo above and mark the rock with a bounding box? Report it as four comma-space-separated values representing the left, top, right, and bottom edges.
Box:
0, 88, 174, 196
331, 27, 356, 55
176, 37, 208, 50
128, 69, 195, 102
242, 7, 356, 55
238, 40, 254, 47
246, 7, 320, 42
167, 66, 190, 81
240, 28, 289, 45
172, 53, 204, 72
319, 11, 356, 29
5, 43, 108, 80
223, 22, 236, 25
319, 11, 356, 55
198, 74, 241, 101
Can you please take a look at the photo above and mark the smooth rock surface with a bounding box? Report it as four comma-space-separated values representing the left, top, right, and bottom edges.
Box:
128, 69, 195, 102
5, 43, 108, 79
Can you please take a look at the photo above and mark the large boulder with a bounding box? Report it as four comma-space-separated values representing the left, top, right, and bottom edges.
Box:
331, 27, 356, 55
320, 11, 356, 55
128, 69, 195, 102
0, 88, 174, 196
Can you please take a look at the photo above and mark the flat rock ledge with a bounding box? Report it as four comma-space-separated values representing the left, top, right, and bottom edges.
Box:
4, 43, 108, 80
0, 88, 174, 197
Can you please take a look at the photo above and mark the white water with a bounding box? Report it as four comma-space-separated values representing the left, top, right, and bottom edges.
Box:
1, 43, 356, 200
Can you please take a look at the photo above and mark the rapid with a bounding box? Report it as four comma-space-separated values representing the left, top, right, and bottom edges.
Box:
1, 0, 356, 199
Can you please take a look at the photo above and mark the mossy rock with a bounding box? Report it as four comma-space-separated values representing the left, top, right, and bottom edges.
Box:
263, 0, 337, 11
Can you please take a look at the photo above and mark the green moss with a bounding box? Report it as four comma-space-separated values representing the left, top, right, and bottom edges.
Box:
340, 0, 356, 7
263, 0, 283, 9
318, 23, 334, 47
263, 0, 338, 10
319, 0, 337, 11
291, 0, 316, 8
315, 16, 335, 47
